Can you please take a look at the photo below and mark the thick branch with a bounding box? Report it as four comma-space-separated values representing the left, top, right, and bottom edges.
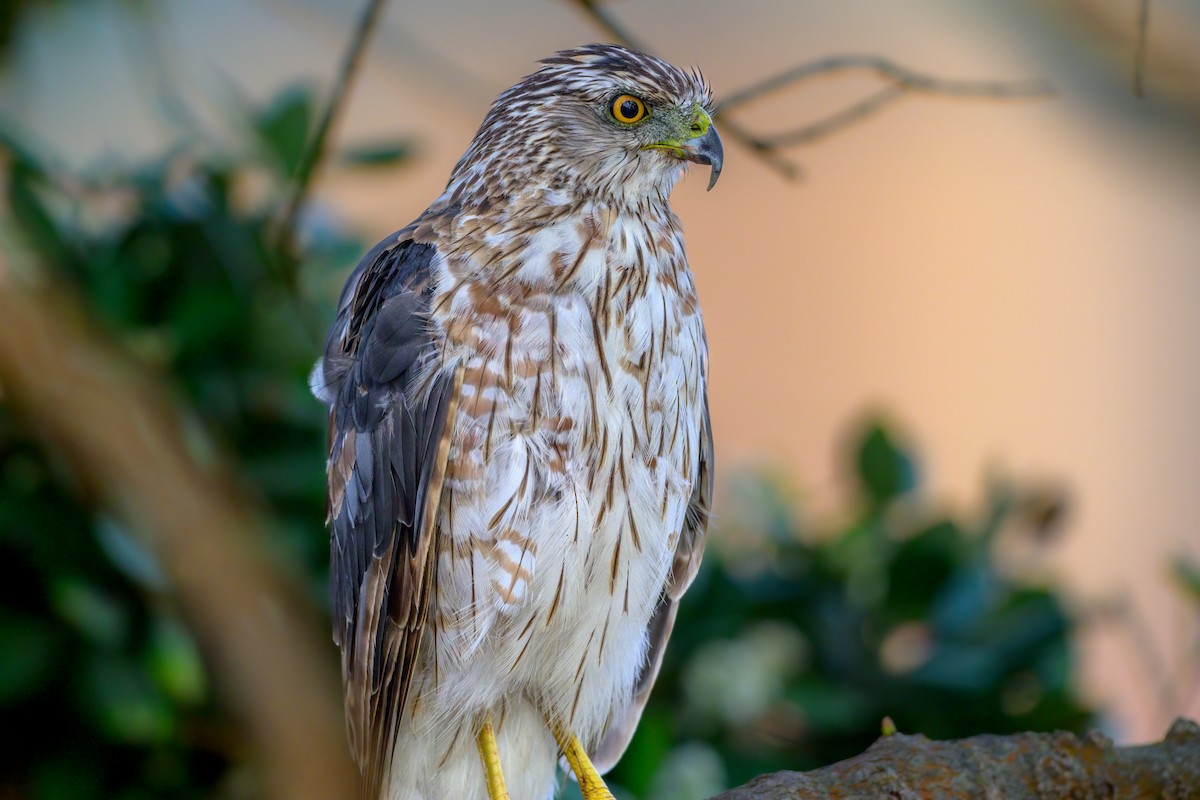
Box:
0, 260, 358, 800
712, 717, 1200, 799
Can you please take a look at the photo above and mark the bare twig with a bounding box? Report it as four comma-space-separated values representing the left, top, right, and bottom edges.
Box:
706, 115, 803, 179
570, 0, 656, 55
273, 0, 388, 259
567, 0, 1052, 180
1134, 0, 1152, 97
717, 54, 1051, 112
759, 86, 903, 148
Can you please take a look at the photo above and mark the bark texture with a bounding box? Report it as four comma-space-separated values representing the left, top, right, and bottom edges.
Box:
714, 718, 1200, 799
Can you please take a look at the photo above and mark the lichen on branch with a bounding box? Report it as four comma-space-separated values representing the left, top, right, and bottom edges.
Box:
713, 718, 1200, 799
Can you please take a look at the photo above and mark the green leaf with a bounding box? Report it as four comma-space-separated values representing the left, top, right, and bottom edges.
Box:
855, 423, 915, 504
338, 139, 413, 168
82, 654, 175, 744
51, 578, 129, 648
787, 679, 874, 733
168, 282, 244, 350
255, 84, 315, 177
0, 614, 60, 704
930, 562, 998, 637
147, 614, 207, 705
886, 521, 964, 621
0, 117, 51, 180
907, 643, 1002, 691
31, 755, 105, 800
1171, 555, 1200, 605
7, 160, 72, 267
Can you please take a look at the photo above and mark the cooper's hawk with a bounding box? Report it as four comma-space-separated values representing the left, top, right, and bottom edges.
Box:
311, 44, 719, 800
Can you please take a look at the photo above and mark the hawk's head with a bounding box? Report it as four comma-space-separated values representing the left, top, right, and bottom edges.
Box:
449, 44, 722, 204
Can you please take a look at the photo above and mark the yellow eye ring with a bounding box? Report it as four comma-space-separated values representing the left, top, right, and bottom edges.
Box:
610, 94, 647, 124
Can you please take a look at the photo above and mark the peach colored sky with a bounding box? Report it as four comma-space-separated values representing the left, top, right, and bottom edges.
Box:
3, 0, 1199, 743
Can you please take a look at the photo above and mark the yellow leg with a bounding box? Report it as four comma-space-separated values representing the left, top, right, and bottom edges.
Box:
477, 713, 510, 800
552, 723, 616, 800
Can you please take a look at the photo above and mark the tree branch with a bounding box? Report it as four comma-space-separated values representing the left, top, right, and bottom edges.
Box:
757, 86, 904, 148
567, 1, 1052, 180
712, 718, 1200, 799
273, 0, 388, 259
1133, 0, 1152, 98
717, 54, 1051, 112
569, 0, 656, 55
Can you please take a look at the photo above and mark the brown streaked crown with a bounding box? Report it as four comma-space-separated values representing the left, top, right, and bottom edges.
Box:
446, 44, 714, 205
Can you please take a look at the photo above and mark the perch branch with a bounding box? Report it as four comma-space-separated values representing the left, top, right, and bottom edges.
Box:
712, 718, 1200, 799
568, 0, 1052, 180
0, 259, 358, 800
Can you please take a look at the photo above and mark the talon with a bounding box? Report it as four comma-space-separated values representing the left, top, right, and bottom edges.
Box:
477, 713, 510, 800
552, 721, 616, 800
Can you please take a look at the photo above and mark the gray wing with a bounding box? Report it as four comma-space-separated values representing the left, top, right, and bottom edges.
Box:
591, 399, 714, 774
314, 229, 461, 798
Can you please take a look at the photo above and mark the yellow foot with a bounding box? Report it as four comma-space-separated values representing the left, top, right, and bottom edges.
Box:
553, 723, 616, 800
477, 713, 510, 800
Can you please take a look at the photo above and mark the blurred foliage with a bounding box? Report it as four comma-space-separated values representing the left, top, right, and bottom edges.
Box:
0, 0, 136, 63
1173, 555, 1200, 605
0, 80, 404, 797
605, 423, 1097, 799
0, 71, 1107, 800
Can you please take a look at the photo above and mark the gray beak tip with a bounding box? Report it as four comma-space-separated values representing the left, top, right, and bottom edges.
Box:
705, 163, 722, 191
680, 124, 724, 192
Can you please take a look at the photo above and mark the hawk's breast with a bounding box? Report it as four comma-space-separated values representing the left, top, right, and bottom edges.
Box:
422, 200, 706, 740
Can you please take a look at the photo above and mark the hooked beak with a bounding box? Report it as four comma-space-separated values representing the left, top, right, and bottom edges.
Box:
643, 106, 725, 191
680, 118, 723, 191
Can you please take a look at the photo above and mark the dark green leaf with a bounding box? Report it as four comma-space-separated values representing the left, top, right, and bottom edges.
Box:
787, 680, 874, 733
51, 578, 129, 648
147, 614, 207, 705
7, 161, 72, 267
338, 139, 413, 168
1172, 555, 1200, 605
907, 643, 1002, 691
930, 562, 998, 637
0, 614, 60, 704
82, 654, 175, 744
855, 423, 915, 504
255, 84, 315, 177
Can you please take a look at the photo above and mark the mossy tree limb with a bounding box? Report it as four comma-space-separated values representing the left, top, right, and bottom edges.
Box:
713, 718, 1200, 799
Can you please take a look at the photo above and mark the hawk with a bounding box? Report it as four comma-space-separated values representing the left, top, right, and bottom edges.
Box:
311, 43, 720, 800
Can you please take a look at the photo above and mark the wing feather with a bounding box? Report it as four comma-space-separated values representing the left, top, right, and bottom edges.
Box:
317, 229, 458, 798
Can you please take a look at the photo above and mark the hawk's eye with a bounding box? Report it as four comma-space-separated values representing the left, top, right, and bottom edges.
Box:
610, 94, 647, 124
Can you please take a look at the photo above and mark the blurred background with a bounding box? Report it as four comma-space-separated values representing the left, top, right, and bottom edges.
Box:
1, 0, 1199, 798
